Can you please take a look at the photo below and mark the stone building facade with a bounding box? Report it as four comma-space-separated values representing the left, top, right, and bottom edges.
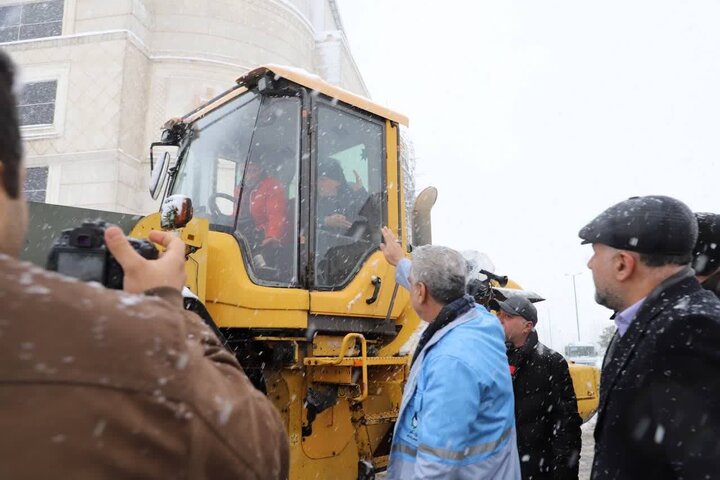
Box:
1, 0, 367, 213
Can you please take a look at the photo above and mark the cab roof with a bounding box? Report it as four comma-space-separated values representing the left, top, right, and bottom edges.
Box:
183, 64, 409, 126
238, 65, 408, 126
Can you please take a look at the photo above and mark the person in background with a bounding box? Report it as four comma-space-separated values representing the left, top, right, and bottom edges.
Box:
692, 212, 720, 298
492, 296, 582, 480
579, 195, 720, 480
0, 50, 288, 480
380, 227, 520, 480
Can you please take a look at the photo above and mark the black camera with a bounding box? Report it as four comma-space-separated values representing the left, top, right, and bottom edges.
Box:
46, 221, 158, 289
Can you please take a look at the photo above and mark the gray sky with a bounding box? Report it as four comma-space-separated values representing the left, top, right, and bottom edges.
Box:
337, 0, 720, 350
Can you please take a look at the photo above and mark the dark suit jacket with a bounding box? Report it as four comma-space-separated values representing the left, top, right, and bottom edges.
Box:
592, 268, 720, 479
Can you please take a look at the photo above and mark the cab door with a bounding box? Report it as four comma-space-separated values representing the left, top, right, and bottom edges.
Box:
308, 99, 406, 326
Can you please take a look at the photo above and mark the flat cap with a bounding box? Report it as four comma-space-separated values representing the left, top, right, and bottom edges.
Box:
490, 296, 538, 325
692, 212, 720, 276
578, 195, 698, 256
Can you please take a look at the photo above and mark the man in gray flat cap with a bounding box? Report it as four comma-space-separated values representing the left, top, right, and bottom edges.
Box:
579, 195, 720, 480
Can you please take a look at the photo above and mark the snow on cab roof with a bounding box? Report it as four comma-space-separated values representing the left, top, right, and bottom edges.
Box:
183, 65, 409, 126
239, 65, 409, 126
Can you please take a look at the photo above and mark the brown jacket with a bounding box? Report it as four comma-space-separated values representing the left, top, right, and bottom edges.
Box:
0, 254, 289, 479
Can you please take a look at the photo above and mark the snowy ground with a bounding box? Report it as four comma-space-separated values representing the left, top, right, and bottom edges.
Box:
376, 414, 596, 479
579, 414, 597, 479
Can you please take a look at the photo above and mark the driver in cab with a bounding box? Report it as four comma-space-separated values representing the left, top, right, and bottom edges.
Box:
317, 157, 365, 234
236, 159, 288, 248
234, 148, 291, 274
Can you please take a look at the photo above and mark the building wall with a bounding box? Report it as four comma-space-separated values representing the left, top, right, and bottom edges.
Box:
1, 0, 367, 213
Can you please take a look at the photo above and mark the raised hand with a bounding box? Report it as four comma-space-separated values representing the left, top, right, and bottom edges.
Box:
379, 226, 404, 266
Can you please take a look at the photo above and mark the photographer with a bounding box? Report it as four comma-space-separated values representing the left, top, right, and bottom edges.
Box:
0, 51, 288, 479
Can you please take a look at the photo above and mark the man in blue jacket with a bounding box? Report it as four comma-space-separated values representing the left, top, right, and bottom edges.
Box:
380, 227, 521, 479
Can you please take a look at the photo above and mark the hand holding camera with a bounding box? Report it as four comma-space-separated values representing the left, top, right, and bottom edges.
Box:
104, 226, 186, 294
47, 221, 186, 294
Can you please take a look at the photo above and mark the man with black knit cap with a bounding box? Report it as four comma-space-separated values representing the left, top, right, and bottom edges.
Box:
492, 296, 582, 480
579, 195, 720, 480
692, 212, 720, 298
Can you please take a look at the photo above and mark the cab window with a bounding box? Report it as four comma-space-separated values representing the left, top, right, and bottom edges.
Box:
170, 92, 301, 286
236, 96, 301, 285
314, 104, 385, 288
171, 92, 260, 228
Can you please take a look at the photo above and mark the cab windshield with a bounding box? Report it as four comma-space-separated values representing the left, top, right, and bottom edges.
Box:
170, 91, 301, 285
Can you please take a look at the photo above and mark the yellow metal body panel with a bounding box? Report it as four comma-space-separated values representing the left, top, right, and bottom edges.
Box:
385, 121, 402, 235
305, 357, 409, 367
269, 369, 366, 479
568, 362, 601, 422
312, 335, 359, 357
302, 399, 355, 459
309, 365, 353, 384
129, 213, 209, 302
203, 232, 309, 329
309, 251, 406, 319
377, 305, 421, 358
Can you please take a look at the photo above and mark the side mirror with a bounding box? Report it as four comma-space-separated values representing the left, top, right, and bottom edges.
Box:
149, 151, 171, 200
161, 194, 194, 230
412, 186, 438, 247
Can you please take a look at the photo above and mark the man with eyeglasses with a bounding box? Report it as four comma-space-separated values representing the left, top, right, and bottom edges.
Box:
493, 296, 582, 480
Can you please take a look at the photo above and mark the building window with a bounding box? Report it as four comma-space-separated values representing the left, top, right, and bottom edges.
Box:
24, 166, 48, 202
18, 80, 57, 126
0, 0, 64, 43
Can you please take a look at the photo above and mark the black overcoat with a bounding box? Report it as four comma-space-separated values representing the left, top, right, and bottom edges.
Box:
592, 268, 720, 479
509, 331, 582, 480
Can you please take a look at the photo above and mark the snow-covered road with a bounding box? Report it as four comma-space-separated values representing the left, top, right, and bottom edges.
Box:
579, 414, 597, 479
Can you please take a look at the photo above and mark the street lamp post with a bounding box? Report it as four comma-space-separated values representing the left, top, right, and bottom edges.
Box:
566, 272, 582, 342
546, 307, 554, 349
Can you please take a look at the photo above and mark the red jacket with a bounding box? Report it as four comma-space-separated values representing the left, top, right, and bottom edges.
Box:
250, 177, 287, 242
238, 177, 288, 243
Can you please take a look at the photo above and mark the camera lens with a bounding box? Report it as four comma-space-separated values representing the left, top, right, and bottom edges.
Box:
76, 234, 92, 248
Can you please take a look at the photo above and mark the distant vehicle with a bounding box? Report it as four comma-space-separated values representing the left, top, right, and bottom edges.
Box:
565, 343, 600, 366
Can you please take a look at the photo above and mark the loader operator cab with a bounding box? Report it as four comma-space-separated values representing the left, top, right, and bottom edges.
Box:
163, 74, 386, 291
